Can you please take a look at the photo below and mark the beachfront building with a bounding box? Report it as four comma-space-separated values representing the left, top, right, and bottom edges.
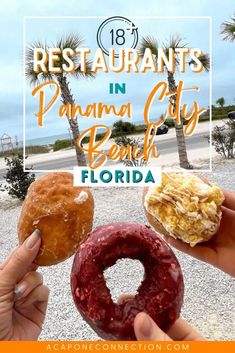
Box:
1, 133, 13, 152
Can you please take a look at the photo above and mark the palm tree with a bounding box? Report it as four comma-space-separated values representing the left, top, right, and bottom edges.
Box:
216, 97, 225, 108
221, 14, 235, 42
25, 34, 94, 166
138, 34, 210, 169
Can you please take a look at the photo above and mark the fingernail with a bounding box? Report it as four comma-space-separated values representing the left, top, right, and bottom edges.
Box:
14, 281, 28, 299
139, 313, 153, 339
25, 229, 41, 249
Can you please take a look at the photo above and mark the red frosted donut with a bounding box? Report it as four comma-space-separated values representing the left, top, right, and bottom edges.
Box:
71, 222, 184, 340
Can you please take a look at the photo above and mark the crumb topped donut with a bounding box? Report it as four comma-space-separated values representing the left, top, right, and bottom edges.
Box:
18, 172, 94, 266
143, 173, 224, 246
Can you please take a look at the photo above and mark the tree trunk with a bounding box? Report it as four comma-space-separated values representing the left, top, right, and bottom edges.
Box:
167, 71, 192, 169
57, 75, 86, 166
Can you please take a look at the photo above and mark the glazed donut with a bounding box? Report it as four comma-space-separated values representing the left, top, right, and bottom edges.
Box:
143, 173, 224, 246
71, 222, 184, 340
18, 172, 94, 266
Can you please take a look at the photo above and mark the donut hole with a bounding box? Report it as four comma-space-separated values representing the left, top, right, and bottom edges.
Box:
104, 258, 145, 303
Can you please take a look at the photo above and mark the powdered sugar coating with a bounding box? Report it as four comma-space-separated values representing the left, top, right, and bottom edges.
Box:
74, 191, 88, 204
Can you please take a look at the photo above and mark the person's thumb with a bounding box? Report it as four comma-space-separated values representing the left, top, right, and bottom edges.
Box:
0, 230, 41, 288
134, 312, 172, 341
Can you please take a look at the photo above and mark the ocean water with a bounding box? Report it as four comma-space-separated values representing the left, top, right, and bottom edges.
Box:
10, 133, 72, 148
26, 132, 72, 146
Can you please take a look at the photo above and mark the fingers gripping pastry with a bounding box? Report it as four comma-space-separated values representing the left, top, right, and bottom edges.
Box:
143, 173, 224, 246
18, 172, 94, 266
71, 222, 184, 340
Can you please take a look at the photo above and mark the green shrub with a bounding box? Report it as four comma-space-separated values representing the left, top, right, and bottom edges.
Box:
134, 125, 146, 133
54, 134, 107, 148
212, 105, 235, 116
212, 121, 235, 159
53, 139, 73, 151
114, 136, 148, 166
164, 119, 188, 127
81, 133, 106, 144
25, 145, 50, 154
0, 145, 49, 157
0, 154, 35, 200
111, 120, 136, 137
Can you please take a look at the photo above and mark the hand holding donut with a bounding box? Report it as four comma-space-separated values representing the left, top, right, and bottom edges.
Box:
118, 296, 204, 341
3, 171, 234, 343
164, 189, 235, 277
134, 312, 204, 341
0, 230, 49, 340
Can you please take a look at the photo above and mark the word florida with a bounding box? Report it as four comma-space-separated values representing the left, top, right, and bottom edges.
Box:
73, 167, 162, 187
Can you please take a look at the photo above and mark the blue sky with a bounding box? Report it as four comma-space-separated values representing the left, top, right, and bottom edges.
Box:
0, 0, 234, 143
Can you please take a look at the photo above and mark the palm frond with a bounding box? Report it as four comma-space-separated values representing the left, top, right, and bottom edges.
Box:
25, 40, 46, 62
198, 53, 210, 72
55, 33, 84, 51
73, 60, 95, 79
221, 15, 235, 42
162, 47, 179, 70
53, 33, 95, 79
26, 33, 95, 84
39, 71, 54, 82
162, 34, 188, 71
165, 34, 188, 50
51, 34, 84, 69
189, 53, 210, 72
25, 41, 52, 85
216, 97, 225, 107
138, 36, 159, 57
25, 66, 40, 85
